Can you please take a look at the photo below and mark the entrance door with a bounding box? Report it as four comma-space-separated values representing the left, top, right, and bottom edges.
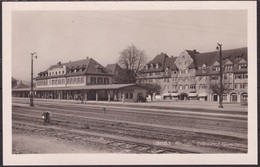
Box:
231, 93, 237, 102
213, 94, 218, 101
180, 93, 188, 100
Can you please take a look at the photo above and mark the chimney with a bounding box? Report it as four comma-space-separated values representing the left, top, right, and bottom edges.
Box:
57, 61, 61, 65
193, 49, 197, 52
86, 56, 89, 59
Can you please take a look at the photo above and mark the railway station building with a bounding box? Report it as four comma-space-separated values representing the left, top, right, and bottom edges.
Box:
12, 57, 147, 102
138, 47, 248, 103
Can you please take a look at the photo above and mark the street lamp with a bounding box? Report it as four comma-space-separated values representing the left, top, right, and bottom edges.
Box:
30, 52, 37, 107
216, 43, 223, 108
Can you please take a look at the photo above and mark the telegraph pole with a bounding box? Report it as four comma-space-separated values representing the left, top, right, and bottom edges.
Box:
217, 43, 223, 108
30, 52, 37, 107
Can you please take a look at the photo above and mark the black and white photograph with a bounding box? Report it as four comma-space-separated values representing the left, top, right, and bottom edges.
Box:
2, 1, 257, 165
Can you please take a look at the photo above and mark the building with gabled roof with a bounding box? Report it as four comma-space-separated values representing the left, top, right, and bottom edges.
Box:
139, 47, 248, 103
12, 57, 147, 102
106, 63, 127, 84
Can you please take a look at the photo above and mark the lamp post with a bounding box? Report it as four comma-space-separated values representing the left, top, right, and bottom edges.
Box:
216, 43, 223, 108
30, 52, 37, 107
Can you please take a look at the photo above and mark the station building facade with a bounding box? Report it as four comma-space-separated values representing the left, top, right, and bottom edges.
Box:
12, 57, 146, 102
138, 47, 248, 103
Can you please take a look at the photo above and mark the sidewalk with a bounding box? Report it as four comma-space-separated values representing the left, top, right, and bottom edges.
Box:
13, 97, 247, 112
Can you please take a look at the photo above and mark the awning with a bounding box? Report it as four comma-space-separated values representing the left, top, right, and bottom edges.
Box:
198, 93, 208, 97
188, 93, 197, 97
162, 93, 170, 96
171, 93, 179, 96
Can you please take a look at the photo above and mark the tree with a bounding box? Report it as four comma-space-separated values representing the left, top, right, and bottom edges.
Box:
139, 83, 162, 101
118, 44, 147, 83
209, 79, 233, 98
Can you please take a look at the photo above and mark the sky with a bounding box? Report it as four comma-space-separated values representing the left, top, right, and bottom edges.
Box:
12, 10, 247, 82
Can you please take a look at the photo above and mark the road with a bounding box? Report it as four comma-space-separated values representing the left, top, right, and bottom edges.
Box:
12, 98, 248, 154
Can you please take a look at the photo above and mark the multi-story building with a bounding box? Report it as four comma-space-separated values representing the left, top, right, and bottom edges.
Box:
12, 57, 147, 102
106, 63, 126, 84
139, 47, 248, 103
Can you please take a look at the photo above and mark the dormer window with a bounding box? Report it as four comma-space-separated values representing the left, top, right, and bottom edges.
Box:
145, 65, 149, 70
235, 56, 242, 60
212, 66, 220, 71
150, 64, 154, 69
224, 65, 233, 71
156, 63, 159, 68
239, 63, 247, 70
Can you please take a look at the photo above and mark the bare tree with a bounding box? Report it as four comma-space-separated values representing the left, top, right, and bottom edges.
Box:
139, 83, 162, 101
209, 78, 233, 96
118, 44, 147, 83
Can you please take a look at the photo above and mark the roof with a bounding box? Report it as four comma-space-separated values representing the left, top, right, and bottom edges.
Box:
193, 47, 247, 67
140, 53, 169, 73
165, 56, 177, 70
12, 82, 30, 89
105, 63, 123, 74
36, 58, 113, 80
12, 84, 143, 91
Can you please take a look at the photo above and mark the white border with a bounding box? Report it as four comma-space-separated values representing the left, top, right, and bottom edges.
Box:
3, 1, 257, 165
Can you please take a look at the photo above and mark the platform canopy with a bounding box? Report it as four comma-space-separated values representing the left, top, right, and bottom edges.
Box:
12, 83, 139, 92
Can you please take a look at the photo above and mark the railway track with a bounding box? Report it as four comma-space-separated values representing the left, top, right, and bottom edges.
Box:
13, 104, 248, 153
13, 102, 247, 133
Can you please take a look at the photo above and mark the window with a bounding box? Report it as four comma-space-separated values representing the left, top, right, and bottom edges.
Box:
62, 70, 65, 74
185, 61, 190, 65
172, 78, 177, 82
172, 85, 177, 89
211, 76, 218, 80
239, 64, 247, 70
185, 77, 189, 82
190, 84, 196, 89
126, 93, 129, 99
130, 93, 133, 99
223, 95, 227, 101
164, 78, 169, 83
59, 71, 61, 74
241, 83, 247, 89
235, 83, 240, 89
97, 78, 103, 84
235, 74, 242, 79
91, 77, 96, 84
178, 77, 183, 82
62, 79, 65, 84
81, 77, 84, 84
212, 66, 220, 71
56, 72, 57, 75
49, 72, 51, 76
77, 77, 80, 84
179, 85, 183, 90
200, 84, 207, 89
224, 65, 233, 71
185, 85, 188, 90
104, 78, 109, 84
224, 74, 228, 79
